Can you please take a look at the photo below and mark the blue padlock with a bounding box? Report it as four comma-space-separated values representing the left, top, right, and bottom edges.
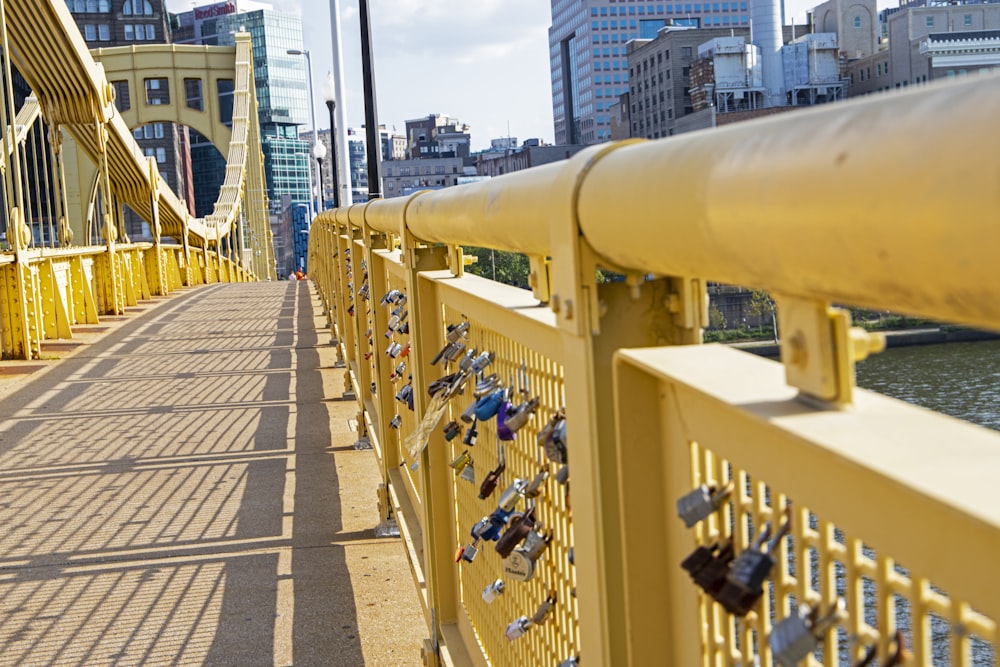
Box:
471, 506, 514, 542
475, 388, 506, 421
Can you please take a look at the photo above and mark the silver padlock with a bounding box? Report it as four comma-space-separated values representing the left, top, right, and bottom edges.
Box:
503, 526, 550, 582
505, 616, 532, 641
389, 414, 402, 430
559, 657, 579, 667
497, 478, 528, 513
503, 397, 540, 433
474, 373, 500, 397
532, 592, 557, 625
471, 351, 495, 373
459, 461, 476, 484
386, 341, 403, 357
524, 465, 549, 498
770, 599, 844, 667
456, 540, 479, 563
676, 482, 734, 528
482, 579, 505, 604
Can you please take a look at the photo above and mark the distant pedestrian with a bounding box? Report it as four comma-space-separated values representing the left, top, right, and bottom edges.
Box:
288, 273, 296, 281
295, 270, 305, 280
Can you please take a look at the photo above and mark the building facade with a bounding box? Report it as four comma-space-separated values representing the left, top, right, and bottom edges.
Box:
549, 0, 750, 144
71, 0, 190, 238
476, 140, 587, 177
173, 2, 311, 218
404, 114, 472, 159
382, 157, 476, 199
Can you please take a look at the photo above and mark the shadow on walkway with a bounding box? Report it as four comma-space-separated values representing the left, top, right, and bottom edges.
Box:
0, 282, 420, 666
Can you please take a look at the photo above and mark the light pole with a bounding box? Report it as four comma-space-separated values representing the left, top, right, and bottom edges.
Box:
322, 72, 341, 209
314, 140, 327, 209
287, 48, 321, 217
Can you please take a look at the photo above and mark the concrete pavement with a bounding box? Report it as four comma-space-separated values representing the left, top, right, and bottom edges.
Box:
0, 282, 425, 666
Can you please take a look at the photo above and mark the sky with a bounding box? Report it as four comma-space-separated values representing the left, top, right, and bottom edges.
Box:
165, 0, 898, 152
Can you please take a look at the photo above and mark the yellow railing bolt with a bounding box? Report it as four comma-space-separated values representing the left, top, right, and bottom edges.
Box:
848, 327, 886, 362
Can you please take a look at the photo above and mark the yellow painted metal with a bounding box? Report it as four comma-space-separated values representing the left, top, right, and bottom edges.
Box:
614, 345, 1000, 665
306, 76, 1000, 667
575, 77, 1000, 333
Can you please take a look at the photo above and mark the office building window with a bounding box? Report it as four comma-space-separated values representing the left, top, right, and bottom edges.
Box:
854, 16, 861, 28
122, 0, 153, 15
185, 78, 204, 111
84, 24, 96, 40
925, 16, 934, 27
98, 23, 110, 40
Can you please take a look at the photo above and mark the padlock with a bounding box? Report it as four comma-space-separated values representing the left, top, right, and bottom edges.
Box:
539, 409, 568, 464
460, 398, 479, 424
479, 460, 506, 500
555, 464, 569, 485
559, 656, 579, 667
503, 527, 550, 582
496, 398, 517, 441
503, 397, 540, 433
364, 351, 373, 360
524, 465, 549, 498
428, 373, 460, 398
681, 541, 736, 598
471, 506, 514, 542
495, 506, 536, 558
482, 579, 505, 604
391, 303, 405, 318
442, 340, 466, 363
395, 383, 413, 406
463, 418, 479, 446
388, 342, 404, 358
450, 449, 472, 473
493, 479, 527, 516
456, 538, 480, 563
716, 511, 792, 616
505, 616, 532, 641
397, 322, 410, 335
532, 591, 557, 625
387, 312, 404, 330
770, 599, 845, 667
389, 414, 402, 430
474, 373, 500, 397
391, 362, 406, 381
380, 289, 401, 306
677, 482, 734, 528
347, 304, 354, 316
471, 351, 495, 373
400, 342, 411, 358
443, 420, 463, 442
475, 388, 506, 421
384, 328, 395, 340
459, 461, 476, 484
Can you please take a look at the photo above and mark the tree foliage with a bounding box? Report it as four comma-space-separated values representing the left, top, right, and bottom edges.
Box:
462, 247, 530, 289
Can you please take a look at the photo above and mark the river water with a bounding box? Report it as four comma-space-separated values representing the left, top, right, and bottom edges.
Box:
855, 338, 1000, 432
848, 339, 998, 665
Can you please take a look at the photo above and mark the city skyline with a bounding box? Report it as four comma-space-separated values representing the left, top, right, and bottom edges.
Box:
164, 0, 902, 150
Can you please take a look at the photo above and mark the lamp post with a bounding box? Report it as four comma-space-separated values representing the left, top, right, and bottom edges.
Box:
321, 72, 341, 209
313, 140, 327, 209
287, 48, 321, 217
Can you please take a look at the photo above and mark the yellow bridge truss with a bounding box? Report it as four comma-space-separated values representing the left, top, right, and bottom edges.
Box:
0, 0, 274, 360
310, 76, 1000, 666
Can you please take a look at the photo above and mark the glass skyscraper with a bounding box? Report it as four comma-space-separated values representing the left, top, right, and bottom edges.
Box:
174, 2, 311, 217
549, 0, 747, 144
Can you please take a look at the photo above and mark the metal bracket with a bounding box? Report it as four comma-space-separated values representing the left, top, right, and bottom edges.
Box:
776, 295, 885, 406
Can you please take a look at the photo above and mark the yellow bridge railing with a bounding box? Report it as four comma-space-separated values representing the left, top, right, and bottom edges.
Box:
1, 0, 274, 360
309, 74, 1000, 667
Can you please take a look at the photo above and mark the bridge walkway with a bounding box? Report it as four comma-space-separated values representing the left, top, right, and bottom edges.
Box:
0, 282, 423, 666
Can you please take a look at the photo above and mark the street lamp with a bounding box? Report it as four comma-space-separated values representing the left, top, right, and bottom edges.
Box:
287, 48, 321, 217
313, 139, 327, 209
321, 71, 341, 209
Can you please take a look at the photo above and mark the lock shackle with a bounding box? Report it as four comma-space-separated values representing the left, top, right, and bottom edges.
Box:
807, 598, 845, 638
766, 506, 794, 553
856, 629, 906, 667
